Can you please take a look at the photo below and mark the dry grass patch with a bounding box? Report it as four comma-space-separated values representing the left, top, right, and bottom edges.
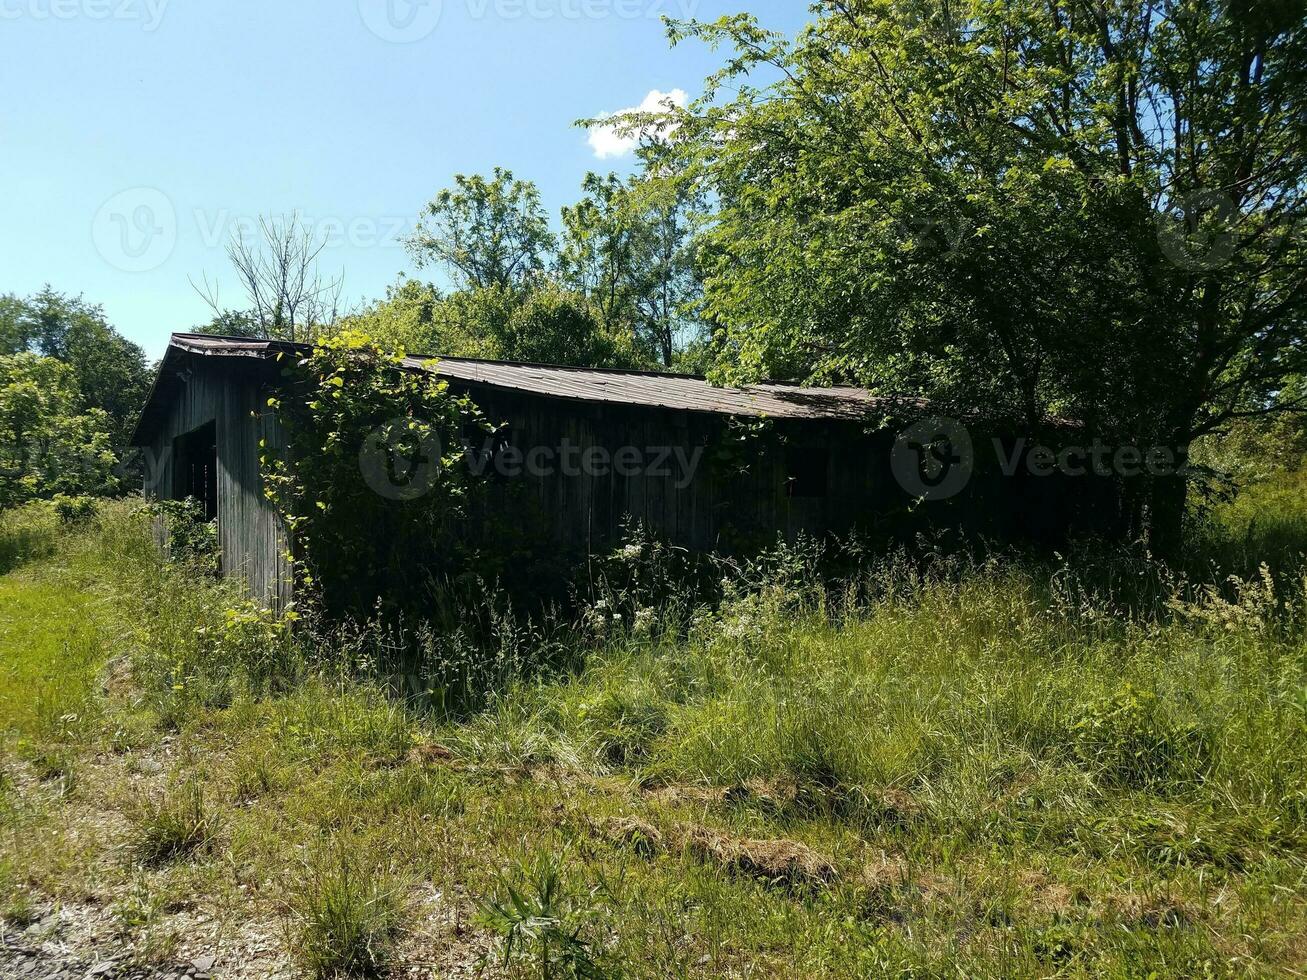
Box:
679, 825, 839, 891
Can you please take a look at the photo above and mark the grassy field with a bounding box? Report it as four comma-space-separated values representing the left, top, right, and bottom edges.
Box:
0, 494, 1305, 978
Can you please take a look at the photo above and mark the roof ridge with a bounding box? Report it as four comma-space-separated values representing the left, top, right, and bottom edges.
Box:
170, 333, 823, 387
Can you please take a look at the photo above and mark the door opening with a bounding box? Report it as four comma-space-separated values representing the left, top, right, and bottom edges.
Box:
172, 421, 218, 521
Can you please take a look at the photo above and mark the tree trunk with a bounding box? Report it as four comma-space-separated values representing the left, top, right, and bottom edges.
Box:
1146, 451, 1189, 559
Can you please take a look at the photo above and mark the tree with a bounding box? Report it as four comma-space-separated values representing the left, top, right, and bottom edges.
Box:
559, 171, 703, 367
193, 214, 345, 343
626, 167, 704, 367
0, 288, 150, 448
0, 353, 118, 508
652, 1, 1307, 554
496, 282, 631, 367
344, 278, 633, 368
407, 168, 556, 290
342, 278, 492, 358
0, 295, 25, 354
193, 309, 263, 339
559, 173, 645, 338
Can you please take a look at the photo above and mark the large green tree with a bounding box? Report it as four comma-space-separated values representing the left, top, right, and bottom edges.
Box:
0, 353, 118, 508
396, 169, 646, 368
648, 0, 1306, 553
1, 287, 150, 448
407, 168, 557, 290
559, 170, 703, 366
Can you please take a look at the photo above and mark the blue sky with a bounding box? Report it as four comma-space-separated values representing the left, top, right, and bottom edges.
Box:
0, 0, 807, 360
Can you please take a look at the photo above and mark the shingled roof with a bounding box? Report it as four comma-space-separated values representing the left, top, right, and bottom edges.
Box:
132, 333, 900, 445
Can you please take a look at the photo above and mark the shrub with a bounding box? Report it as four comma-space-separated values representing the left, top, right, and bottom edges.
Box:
285, 842, 407, 979
1071, 685, 1212, 790
51, 494, 97, 526
153, 497, 218, 568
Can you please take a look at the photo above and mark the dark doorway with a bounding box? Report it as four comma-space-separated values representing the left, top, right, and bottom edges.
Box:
173, 421, 218, 521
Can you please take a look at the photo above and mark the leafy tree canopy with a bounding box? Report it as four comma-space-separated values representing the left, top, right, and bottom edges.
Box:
400, 166, 706, 369
643, 0, 1306, 552
344, 278, 639, 369
193, 309, 264, 339
559, 169, 703, 367
408, 168, 557, 291
0, 286, 150, 448
0, 352, 118, 508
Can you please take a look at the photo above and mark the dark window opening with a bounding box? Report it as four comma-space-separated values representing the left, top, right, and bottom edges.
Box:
785, 447, 829, 498
173, 421, 218, 521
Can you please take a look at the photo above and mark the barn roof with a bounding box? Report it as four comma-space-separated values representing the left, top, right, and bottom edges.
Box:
131, 333, 905, 445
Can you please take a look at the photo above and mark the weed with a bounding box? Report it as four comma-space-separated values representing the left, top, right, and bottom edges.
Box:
476, 854, 607, 979
129, 781, 220, 864
111, 877, 182, 965
284, 842, 407, 979
111, 877, 168, 934
1071, 684, 1212, 790
2, 891, 38, 927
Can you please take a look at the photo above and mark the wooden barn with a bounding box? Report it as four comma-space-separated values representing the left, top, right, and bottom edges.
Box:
130, 333, 1106, 607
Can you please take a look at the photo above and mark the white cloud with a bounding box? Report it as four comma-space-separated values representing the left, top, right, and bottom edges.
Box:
587, 88, 688, 159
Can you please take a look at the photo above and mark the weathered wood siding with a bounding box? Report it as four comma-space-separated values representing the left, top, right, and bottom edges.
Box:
141, 359, 291, 608
450, 385, 890, 556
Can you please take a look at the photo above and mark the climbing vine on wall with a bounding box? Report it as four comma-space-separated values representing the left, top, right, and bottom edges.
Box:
259, 331, 493, 618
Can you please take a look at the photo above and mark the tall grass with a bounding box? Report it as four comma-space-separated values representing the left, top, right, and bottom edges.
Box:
451, 554, 1307, 858
0, 503, 60, 575
1188, 464, 1307, 585
1, 461, 1304, 977
285, 841, 408, 979
128, 780, 221, 863
65, 501, 308, 717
